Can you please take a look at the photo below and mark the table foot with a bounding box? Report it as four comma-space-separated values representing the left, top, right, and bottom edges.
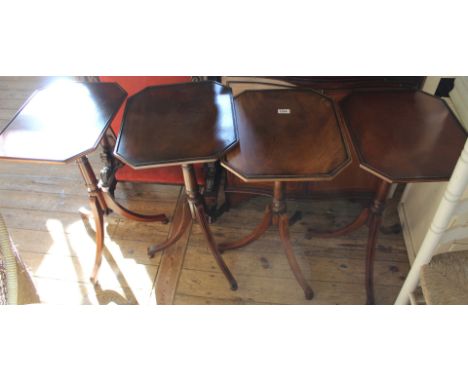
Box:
218, 205, 273, 253
102, 189, 169, 224
147, 200, 191, 258
278, 214, 314, 300
306, 207, 369, 239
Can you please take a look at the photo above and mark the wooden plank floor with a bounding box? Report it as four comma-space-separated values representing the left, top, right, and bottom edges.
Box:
0, 76, 410, 304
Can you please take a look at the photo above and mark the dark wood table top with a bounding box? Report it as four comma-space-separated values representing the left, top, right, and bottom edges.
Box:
341, 90, 467, 183
221, 89, 351, 182
114, 81, 238, 168
0, 82, 126, 164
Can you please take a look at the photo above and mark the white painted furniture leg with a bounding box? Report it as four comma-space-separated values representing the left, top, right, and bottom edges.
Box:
395, 139, 468, 304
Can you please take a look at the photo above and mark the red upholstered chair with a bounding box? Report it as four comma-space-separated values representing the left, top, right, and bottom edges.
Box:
98, 76, 206, 188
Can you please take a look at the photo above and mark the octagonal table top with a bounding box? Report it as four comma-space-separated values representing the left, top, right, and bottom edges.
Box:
114, 81, 238, 169
341, 90, 467, 183
0, 81, 127, 164
221, 89, 351, 182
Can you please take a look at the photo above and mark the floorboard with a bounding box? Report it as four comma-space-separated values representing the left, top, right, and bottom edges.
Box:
153, 190, 193, 304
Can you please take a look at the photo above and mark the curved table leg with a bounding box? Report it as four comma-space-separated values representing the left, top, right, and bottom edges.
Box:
89, 195, 104, 285
193, 199, 238, 291
147, 200, 191, 258
306, 207, 370, 239
279, 214, 314, 300
218, 205, 273, 253
102, 189, 169, 224
77, 155, 169, 285
182, 163, 238, 291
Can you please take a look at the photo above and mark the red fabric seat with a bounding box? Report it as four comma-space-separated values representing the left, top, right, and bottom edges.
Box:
99, 76, 205, 185
114, 161, 205, 185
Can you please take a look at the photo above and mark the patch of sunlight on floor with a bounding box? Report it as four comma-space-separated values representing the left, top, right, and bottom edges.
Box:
32, 277, 139, 305
45, 218, 73, 256
39, 214, 157, 304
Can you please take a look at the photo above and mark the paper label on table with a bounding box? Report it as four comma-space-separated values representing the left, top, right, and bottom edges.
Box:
277, 109, 291, 114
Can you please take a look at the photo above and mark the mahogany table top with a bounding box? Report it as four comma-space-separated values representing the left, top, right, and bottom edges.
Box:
114, 81, 238, 169
221, 89, 351, 182
0, 82, 126, 164
341, 90, 467, 183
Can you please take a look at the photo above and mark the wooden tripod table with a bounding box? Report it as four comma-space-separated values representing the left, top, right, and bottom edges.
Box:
221, 89, 351, 299
113, 81, 239, 291
0, 81, 170, 284
311, 89, 467, 304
